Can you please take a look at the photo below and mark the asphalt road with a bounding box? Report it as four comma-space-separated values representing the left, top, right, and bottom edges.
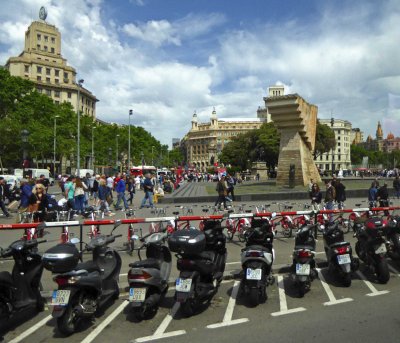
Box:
2, 189, 400, 342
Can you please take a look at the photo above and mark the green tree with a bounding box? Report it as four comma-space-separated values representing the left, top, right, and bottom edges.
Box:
314, 121, 336, 158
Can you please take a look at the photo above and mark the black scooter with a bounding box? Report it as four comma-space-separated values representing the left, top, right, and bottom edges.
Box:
0, 238, 46, 322
168, 219, 227, 317
43, 221, 122, 335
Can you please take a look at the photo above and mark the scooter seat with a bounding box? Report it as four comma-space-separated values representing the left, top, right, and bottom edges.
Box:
0, 271, 14, 287
244, 245, 271, 253
329, 241, 350, 249
129, 258, 162, 270
294, 244, 315, 251
77, 261, 101, 273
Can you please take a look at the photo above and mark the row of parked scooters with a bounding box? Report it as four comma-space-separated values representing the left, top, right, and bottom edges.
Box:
1, 212, 400, 336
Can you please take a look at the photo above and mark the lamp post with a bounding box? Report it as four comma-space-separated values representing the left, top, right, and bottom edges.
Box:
21, 129, 30, 177
331, 117, 335, 176
151, 145, 155, 166
141, 151, 144, 171
53, 115, 60, 176
76, 78, 84, 177
108, 147, 112, 175
116, 134, 120, 173
128, 109, 133, 172
91, 126, 96, 171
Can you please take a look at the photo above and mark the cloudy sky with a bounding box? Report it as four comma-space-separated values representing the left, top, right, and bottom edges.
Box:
1, 0, 400, 145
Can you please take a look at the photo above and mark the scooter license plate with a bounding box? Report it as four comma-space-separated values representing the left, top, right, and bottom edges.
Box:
51, 290, 71, 306
129, 288, 146, 302
296, 264, 310, 276
176, 278, 192, 292
375, 243, 387, 254
337, 254, 351, 265
246, 268, 262, 280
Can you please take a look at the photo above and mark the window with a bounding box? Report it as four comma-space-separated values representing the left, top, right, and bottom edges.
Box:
55, 91, 60, 98
24, 65, 29, 72
338, 142, 341, 146
37, 76, 41, 81
46, 68, 51, 75
51, 37, 55, 44
64, 72, 68, 79
55, 69, 59, 77
37, 44, 40, 50
55, 100, 59, 105
37, 88, 42, 93
326, 155, 329, 161
44, 46, 48, 52
51, 47, 55, 53
46, 89, 51, 96
37, 34, 41, 41
46, 77, 50, 83
55, 79, 59, 84
44, 36, 48, 42
67, 92, 72, 98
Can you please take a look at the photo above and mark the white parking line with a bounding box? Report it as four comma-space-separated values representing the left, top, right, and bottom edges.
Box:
133, 302, 185, 343
271, 275, 306, 316
207, 280, 249, 328
81, 300, 128, 343
316, 268, 353, 306
226, 261, 240, 265
8, 315, 52, 343
388, 264, 400, 276
356, 270, 390, 296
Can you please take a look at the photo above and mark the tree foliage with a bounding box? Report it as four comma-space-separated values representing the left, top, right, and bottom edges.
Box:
314, 121, 336, 158
0, 68, 175, 172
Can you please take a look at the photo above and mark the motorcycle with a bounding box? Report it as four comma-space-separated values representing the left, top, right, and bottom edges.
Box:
168, 219, 227, 317
0, 238, 46, 323
384, 215, 400, 261
292, 223, 317, 297
354, 217, 390, 284
322, 222, 359, 286
42, 221, 122, 335
127, 228, 171, 320
240, 217, 275, 306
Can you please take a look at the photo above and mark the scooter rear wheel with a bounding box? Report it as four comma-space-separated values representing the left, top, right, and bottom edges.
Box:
342, 273, 352, 287
57, 302, 78, 336
376, 259, 390, 284
248, 288, 260, 307
181, 299, 196, 317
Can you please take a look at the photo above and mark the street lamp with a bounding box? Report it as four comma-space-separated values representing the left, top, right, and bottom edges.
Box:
21, 129, 30, 177
116, 134, 120, 173
76, 78, 84, 177
53, 115, 60, 176
128, 109, 133, 172
108, 147, 112, 174
151, 145, 155, 166
91, 126, 96, 171
331, 117, 335, 176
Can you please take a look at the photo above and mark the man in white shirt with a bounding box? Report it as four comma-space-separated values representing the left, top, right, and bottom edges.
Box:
106, 175, 114, 199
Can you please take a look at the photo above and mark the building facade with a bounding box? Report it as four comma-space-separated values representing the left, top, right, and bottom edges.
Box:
182, 109, 264, 170
5, 18, 97, 116
315, 119, 352, 172
350, 128, 364, 145
257, 85, 285, 122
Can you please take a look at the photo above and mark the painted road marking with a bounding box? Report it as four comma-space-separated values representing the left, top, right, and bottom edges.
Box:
388, 264, 400, 276
207, 280, 249, 328
81, 300, 128, 343
133, 302, 185, 343
8, 315, 52, 343
271, 275, 306, 316
356, 270, 390, 296
316, 268, 353, 306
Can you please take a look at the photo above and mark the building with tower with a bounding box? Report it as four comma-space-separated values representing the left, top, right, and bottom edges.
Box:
181, 108, 264, 170
5, 8, 98, 117
257, 85, 285, 122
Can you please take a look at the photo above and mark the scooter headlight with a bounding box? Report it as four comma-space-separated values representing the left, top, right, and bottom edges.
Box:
68, 276, 81, 284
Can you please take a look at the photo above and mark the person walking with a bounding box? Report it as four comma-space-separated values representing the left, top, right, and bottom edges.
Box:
368, 182, 378, 208
335, 179, 346, 209
19, 178, 33, 213
214, 174, 228, 210
126, 177, 135, 205
64, 176, 76, 210
28, 183, 48, 223
377, 182, 390, 215
98, 178, 113, 216
226, 173, 236, 201
393, 176, 400, 199
324, 181, 336, 222
309, 183, 322, 211
0, 177, 12, 218
140, 173, 155, 209
115, 175, 129, 210
106, 175, 114, 200
74, 177, 87, 214
92, 175, 100, 206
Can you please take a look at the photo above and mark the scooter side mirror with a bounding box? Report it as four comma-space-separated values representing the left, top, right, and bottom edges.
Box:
131, 235, 140, 241
70, 237, 80, 244
271, 212, 277, 218
114, 219, 121, 228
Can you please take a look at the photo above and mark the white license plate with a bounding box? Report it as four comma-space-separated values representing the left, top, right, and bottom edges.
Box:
246, 268, 262, 280
176, 278, 192, 292
337, 254, 351, 265
375, 243, 387, 254
51, 290, 71, 306
296, 264, 310, 275
129, 288, 146, 302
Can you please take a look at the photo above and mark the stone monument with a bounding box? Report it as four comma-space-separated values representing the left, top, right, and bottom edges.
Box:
265, 94, 321, 186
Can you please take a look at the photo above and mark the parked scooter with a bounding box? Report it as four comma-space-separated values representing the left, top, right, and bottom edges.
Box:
42, 221, 122, 335
354, 217, 390, 284
240, 217, 275, 306
127, 228, 171, 320
384, 214, 400, 261
168, 219, 227, 317
322, 222, 359, 286
0, 238, 46, 322
292, 223, 317, 297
